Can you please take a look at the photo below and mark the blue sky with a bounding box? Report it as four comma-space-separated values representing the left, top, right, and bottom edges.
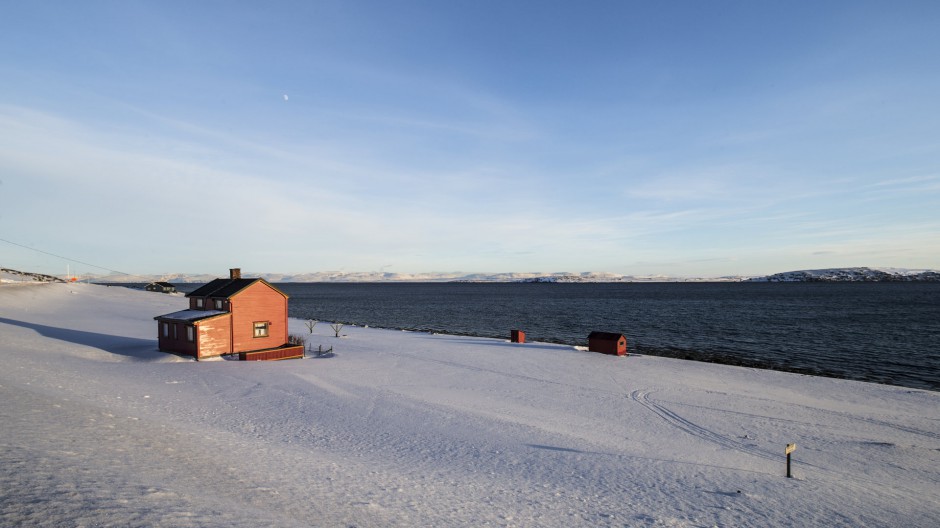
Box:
2, 1, 939, 277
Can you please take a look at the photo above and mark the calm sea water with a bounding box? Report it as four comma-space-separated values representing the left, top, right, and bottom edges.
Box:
165, 282, 940, 391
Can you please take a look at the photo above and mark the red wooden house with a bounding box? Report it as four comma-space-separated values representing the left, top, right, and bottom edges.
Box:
154, 269, 303, 361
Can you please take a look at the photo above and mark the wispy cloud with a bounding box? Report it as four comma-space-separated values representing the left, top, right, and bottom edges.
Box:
3, 1, 940, 276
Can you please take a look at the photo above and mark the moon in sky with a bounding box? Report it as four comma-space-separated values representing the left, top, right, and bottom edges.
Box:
283, 94, 288, 101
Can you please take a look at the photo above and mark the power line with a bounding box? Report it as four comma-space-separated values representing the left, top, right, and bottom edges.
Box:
0, 236, 148, 280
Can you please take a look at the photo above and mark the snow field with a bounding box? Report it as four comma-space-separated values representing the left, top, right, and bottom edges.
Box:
1, 283, 939, 527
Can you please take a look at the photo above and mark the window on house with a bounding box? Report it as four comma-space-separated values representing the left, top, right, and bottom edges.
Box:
186, 326, 195, 342
173, 324, 178, 340
162, 322, 169, 337
195, 298, 204, 308
214, 299, 223, 310
253, 322, 269, 338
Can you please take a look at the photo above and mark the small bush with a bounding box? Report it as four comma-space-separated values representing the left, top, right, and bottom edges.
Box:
330, 323, 344, 337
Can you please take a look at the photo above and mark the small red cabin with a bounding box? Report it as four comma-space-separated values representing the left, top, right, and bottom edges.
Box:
511, 329, 526, 343
154, 268, 303, 361
588, 331, 628, 356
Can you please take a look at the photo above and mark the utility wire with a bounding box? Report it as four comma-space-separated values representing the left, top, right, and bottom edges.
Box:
0, 236, 152, 281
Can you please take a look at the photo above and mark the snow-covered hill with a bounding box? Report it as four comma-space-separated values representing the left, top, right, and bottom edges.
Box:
749, 267, 940, 282
0, 267, 66, 284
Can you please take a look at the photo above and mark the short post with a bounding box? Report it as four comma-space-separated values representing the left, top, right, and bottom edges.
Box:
785, 443, 796, 478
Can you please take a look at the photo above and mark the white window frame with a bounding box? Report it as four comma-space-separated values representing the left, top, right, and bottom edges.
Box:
253, 321, 269, 338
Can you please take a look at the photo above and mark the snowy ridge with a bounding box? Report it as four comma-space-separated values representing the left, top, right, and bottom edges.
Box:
748, 267, 940, 282
1, 267, 66, 284
24, 267, 940, 284
89, 270, 749, 283
87, 270, 664, 283
516, 272, 747, 283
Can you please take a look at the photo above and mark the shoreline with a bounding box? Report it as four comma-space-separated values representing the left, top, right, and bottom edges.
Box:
296, 317, 940, 393
8, 281, 936, 392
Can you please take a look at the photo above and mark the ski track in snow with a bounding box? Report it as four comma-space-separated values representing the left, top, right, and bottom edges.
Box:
628, 388, 940, 500
630, 389, 781, 463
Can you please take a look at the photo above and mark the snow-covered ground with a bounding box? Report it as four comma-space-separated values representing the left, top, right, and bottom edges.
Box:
2, 283, 938, 527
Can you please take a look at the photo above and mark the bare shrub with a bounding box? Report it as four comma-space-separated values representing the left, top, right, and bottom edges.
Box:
330, 323, 344, 337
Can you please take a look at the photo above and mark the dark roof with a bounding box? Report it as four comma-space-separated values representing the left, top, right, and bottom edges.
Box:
187, 278, 258, 298
186, 277, 287, 299
588, 331, 625, 341
150, 281, 175, 287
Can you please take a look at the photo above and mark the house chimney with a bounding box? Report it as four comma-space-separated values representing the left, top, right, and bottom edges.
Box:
230, 268, 241, 279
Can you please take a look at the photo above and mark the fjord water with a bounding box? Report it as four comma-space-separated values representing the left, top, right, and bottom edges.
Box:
277, 282, 940, 391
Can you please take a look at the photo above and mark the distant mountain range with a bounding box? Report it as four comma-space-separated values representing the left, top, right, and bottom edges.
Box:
4, 267, 938, 284
79, 270, 750, 284
515, 267, 940, 283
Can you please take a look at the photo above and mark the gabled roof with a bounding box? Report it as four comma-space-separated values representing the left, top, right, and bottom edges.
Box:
186, 278, 287, 299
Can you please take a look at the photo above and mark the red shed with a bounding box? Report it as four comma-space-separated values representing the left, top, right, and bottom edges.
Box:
588, 331, 628, 356
154, 268, 304, 361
